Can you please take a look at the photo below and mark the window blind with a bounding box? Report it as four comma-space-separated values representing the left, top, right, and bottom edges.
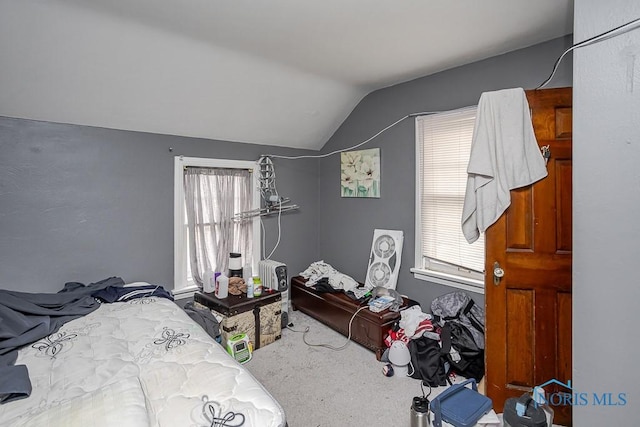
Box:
417, 106, 485, 275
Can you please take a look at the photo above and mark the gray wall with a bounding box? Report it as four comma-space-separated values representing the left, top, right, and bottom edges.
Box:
574, 0, 640, 424
0, 36, 574, 307
317, 36, 573, 309
0, 118, 319, 292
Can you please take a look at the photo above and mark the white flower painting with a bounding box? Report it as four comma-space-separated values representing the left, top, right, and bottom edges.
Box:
340, 148, 380, 198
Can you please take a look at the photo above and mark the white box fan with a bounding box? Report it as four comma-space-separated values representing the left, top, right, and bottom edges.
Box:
365, 229, 404, 290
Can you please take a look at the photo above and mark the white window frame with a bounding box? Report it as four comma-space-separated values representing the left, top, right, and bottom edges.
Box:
412, 109, 485, 294
173, 156, 260, 298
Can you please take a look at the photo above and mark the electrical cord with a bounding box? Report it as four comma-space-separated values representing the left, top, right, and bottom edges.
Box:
286, 306, 368, 351
259, 219, 267, 260
265, 115, 410, 160
421, 380, 432, 400
259, 179, 283, 260
266, 203, 282, 260
537, 16, 640, 89
250, 19, 640, 274
260, 18, 640, 163
407, 359, 415, 377
263, 111, 441, 161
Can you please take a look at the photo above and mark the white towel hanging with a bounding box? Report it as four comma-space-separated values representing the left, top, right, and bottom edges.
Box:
461, 87, 548, 244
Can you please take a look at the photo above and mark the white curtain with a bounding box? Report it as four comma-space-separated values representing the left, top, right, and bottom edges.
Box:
183, 167, 252, 286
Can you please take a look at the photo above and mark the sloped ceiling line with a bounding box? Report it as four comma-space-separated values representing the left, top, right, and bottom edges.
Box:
0, 0, 573, 149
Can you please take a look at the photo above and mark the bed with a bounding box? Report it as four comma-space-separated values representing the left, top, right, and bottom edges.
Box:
0, 283, 286, 427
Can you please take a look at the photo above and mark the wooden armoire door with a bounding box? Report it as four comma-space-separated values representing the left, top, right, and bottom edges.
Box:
485, 87, 572, 426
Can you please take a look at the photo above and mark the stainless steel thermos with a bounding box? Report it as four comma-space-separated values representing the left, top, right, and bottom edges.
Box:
410, 396, 430, 427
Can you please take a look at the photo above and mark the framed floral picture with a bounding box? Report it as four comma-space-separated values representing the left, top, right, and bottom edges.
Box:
340, 148, 380, 198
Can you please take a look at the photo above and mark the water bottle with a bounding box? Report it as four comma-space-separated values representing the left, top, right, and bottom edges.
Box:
243, 263, 252, 282
202, 270, 215, 293
246, 277, 254, 298
410, 396, 430, 427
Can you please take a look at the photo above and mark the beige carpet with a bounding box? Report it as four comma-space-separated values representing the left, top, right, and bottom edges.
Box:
244, 309, 471, 427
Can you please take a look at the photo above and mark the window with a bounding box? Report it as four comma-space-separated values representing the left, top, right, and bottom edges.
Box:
174, 157, 260, 295
413, 106, 485, 293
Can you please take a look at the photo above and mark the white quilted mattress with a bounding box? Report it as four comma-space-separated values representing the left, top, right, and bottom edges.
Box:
0, 296, 286, 427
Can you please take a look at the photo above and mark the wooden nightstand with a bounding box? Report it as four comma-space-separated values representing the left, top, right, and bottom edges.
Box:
194, 290, 282, 350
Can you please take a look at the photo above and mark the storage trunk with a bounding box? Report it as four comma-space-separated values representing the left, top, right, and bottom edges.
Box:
290, 276, 407, 360
194, 291, 282, 349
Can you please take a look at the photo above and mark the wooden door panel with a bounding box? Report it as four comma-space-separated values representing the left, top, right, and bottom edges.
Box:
533, 289, 560, 383
557, 291, 572, 383
485, 87, 572, 426
505, 289, 534, 387
555, 107, 572, 139
506, 188, 534, 249
556, 158, 573, 252
549, 290, 572, 424
502, 254, 571, 286
527, 89, 573, 139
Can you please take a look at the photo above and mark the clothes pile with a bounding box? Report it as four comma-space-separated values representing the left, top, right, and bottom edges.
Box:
384, 305, 435, 346
400, 305, 436, 338
381, 291, 486, 387
299, 261, 361, 293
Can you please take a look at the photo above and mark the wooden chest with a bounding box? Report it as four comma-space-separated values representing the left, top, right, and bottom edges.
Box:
194, 291, 282, 350
290, 276, 406, 360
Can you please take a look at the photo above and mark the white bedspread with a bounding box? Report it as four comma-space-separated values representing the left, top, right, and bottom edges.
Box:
0, 297, 286, 427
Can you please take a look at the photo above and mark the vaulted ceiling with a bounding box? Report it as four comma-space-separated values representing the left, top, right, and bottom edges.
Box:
0, 0, 573, 150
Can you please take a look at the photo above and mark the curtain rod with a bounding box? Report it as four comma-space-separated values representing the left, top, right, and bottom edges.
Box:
183, 165, 253, 171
